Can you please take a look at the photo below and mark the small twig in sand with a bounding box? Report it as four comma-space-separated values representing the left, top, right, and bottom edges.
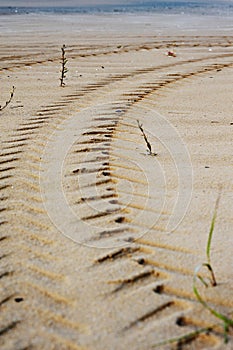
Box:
60, 44, 68, 87
137, 120, 157, 156
0, 86, 15, 111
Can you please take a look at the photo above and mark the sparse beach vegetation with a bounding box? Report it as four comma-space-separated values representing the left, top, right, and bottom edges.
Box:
153, 195, 233, 347
60, 44, 68, 87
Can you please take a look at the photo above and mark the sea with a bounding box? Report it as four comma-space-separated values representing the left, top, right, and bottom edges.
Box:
0, 1, 233, 17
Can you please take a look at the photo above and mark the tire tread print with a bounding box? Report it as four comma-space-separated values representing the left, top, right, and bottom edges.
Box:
1, 37, 233, 349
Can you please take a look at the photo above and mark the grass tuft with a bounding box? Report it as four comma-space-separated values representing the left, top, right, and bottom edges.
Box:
193, 278, 233, 343
193, 193, 233, 343
153, 193, 233, 348
197, 193, 221, 288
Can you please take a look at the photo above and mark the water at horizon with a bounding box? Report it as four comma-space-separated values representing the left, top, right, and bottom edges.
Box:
0, 1, 233, 17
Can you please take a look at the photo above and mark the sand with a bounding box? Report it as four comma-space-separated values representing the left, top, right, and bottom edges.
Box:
0, 12, 233, 350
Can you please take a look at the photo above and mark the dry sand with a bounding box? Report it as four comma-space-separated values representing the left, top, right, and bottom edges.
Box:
0, 12, 233, 350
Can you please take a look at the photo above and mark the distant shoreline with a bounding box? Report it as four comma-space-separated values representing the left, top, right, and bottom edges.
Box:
1, 1, 233, 17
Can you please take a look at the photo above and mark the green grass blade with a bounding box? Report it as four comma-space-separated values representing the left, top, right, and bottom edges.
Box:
152, 327, 213, 348
193, 274, 233, 334
198, 274, 209, 287
206, 194, 220, 263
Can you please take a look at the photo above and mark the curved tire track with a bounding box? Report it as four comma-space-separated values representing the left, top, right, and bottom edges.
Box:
1, 37, 233, 349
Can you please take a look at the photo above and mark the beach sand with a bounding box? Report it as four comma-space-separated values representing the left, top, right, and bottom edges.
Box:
0, 12, 233, 349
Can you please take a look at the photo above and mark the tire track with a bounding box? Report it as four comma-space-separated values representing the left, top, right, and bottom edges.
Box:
1, 38, 233, 72
1, 38, 233, 349
55, 63, 232, 348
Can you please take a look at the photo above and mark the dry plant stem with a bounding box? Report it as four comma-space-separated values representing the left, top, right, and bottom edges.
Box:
137, 119, 157, 156
0, 86, 15, 111
60, 44, 68, 87
203, 263, 217, 287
